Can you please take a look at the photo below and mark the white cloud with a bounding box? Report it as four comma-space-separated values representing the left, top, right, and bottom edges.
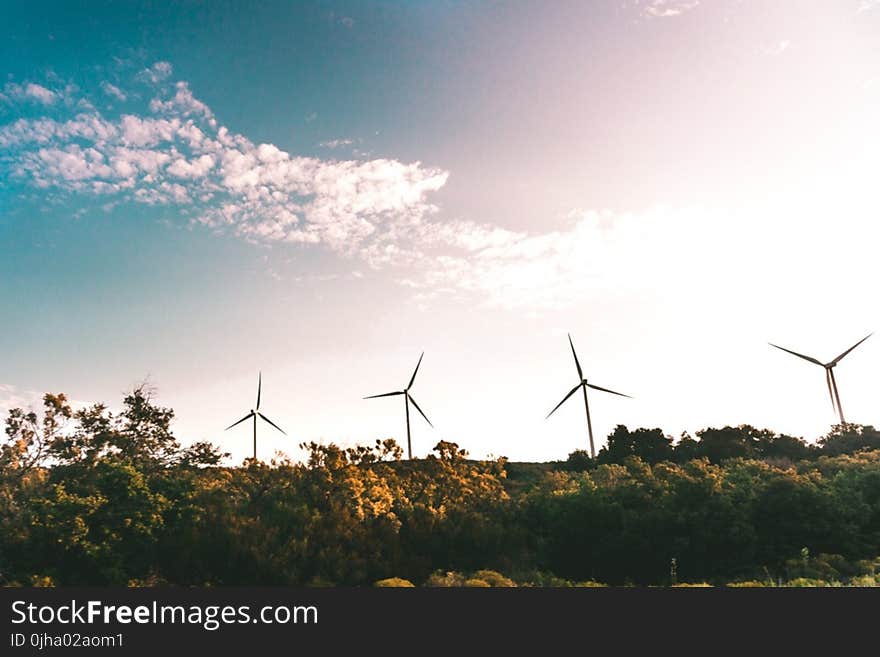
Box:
3, 82, 59, 105
149, 81, 213, 120
25, 83, 58, 104
319, 138, 355, 149
641, 0, 700, 18
0, 383, 41, 417
137, 61, 173, 84
763, 40, 791, 56
2, 69, 450, 263
100, 81, 128, 101
404, 207, 741, 310
167, 154, 215, 179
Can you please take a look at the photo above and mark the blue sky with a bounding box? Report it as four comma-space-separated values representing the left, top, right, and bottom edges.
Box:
2, 1, 880, 462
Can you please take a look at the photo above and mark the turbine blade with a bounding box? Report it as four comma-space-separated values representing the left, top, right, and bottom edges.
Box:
258, 412, 286, 435
407, 394, 433, 427
546, 383, 583, 419
830, 333, 873, 366
568, 333, 583, 380
256, 372, 262, 410
225, 411, 255, 431
586, 383, 633, 398
363, 391, 405, 399
769, 343, 824, 367
825, 369, 837, 414
408, 352, 424, 390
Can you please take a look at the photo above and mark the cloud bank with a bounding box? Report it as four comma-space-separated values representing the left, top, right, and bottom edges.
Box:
1, 62, 450, 264
1, 60, 756, 312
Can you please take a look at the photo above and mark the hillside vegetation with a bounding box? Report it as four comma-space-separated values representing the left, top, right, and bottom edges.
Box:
2, 389, 879, 587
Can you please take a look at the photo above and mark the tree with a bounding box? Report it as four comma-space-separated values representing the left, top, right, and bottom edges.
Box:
598, 425, 674, 465
819, 425, 880, 456
692, 425, 763, 463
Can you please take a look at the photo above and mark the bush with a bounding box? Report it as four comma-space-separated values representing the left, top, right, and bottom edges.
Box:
671, 582, 712, 587
725, 581, 767, 587
424, 571, 465, 587
847, 575, 877, 587
471, 570, 516, 587
784, 578, 838, 587
374, 577, 415, 587
463, 578, 491, 587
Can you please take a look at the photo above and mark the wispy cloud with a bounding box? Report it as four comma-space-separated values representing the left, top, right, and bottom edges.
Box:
0, 383, 40, 416
319, 138, 354, 149
406, 203, 781, 312
136, 60, 173, 84
100, 81, 127, 101
762, 40, 791, 56
640, 0, 700, 19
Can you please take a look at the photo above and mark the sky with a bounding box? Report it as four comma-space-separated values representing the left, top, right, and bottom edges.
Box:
2, 0, 879, 463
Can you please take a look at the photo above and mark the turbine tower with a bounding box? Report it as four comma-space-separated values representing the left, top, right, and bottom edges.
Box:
225, 372, 286, 460
546, 334, 632, 459
769, 333, 872, 425
364, 352, 433, 460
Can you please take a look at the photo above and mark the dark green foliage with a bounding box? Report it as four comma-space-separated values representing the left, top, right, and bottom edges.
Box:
2, 391, 880, 586
819, 425, 880, 456
598, 425, 674, 464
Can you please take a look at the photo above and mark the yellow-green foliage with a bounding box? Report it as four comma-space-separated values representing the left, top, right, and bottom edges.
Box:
785, 578, 839, 587
471, 570, 516, 587
848, 575, 878, 587
374, 577, 415, 587
726, 581, 768, 587
671, 582, 712, 587
426, 570, 516, 587
30, 575, 55, 587
424, 571, 463, 587
463, 578, 491, 587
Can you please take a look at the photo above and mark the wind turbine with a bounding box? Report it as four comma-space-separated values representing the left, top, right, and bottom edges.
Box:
769, 333, 872, 425
364, 352, 433, 460
225, 372, 286, 460
546, 334, 632, 459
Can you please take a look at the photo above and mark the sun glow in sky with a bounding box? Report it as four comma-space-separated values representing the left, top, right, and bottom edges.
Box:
2, 1, 879, 463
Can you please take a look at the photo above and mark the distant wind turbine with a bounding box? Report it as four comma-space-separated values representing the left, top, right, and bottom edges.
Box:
364, 352, 433, 460
769, 333, 872, 425
225, 372, 286, 460
546, 334, 632, 459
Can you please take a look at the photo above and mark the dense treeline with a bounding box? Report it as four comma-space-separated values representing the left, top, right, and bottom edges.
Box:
2, 389, 879, 586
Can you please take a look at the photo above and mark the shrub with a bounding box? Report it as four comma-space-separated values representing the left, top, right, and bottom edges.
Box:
785, 578, 837, 587
471, 570, 516, 587
424, 571, 465, 587
848, 575, 877, 587
671, 582, 712, 587
725, 581, 767, 587
374, 577, 415, 587
463, 578, 491, 587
